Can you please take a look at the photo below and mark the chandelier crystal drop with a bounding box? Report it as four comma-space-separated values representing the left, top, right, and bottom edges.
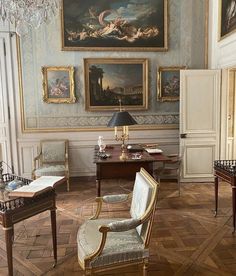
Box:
0, 0, 61, 36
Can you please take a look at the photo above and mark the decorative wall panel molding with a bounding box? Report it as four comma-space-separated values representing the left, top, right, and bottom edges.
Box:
17, 128, 179, 178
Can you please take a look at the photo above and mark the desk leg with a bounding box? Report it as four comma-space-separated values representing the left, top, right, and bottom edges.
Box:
233, 187, 236, 233
214, 176, 218, 217
4, 226, 14, 276
96, 179, 101, 197
50, 209, 57, 267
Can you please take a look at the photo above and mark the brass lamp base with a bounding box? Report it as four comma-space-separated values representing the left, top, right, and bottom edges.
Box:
119, 151, 128, 160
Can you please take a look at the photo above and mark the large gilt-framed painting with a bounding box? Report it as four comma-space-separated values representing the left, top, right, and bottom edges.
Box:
61, 0, 168, 51
84, 58, 148, 111
219, 0, 236, 40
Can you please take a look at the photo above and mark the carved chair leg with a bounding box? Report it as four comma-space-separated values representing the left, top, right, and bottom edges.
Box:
178, 177, 180, 197
84, 268, 92, 275
67, 178, 70, 192
143, 259, 148, 276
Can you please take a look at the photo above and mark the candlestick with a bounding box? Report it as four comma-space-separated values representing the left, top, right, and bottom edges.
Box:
107, 108, 138, 160
123, 126, 126, 135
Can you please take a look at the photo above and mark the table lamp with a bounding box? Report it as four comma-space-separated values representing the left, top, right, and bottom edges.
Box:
107, 110, 137, 160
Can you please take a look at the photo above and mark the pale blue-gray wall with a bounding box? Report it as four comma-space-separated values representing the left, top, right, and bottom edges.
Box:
19, 0, 206, 131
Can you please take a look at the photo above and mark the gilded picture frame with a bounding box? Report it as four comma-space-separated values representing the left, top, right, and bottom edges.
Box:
61, 0, 168, 51
84, 58, 148, 111
158, 66, 186, 102
219, 0, 236, 40
42, 66, 76, 103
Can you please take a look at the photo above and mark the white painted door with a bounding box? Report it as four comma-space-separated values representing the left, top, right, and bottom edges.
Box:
0, 34, 13, 172
180, 70, 221, 182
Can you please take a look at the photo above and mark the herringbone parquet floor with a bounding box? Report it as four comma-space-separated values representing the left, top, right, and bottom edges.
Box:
0, 177, 235, 275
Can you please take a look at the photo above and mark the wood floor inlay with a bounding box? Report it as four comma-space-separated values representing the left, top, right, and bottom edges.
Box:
0, 178, 235, 275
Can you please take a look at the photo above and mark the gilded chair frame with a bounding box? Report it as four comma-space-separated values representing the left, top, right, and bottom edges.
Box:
78, 168, 159, 275
32, 139, 70, 191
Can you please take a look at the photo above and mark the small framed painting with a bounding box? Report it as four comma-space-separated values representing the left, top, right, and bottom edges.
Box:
158, 66, 186, 102
219, 0, 236, 40
42, 66, 76, 103
84, 58, 148, 111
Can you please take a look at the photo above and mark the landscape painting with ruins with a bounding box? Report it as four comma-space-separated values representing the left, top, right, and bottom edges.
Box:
84, 58, 148, 111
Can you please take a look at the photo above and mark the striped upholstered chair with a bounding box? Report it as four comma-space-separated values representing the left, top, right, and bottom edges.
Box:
77, 168, 159, 275
32, 139, 69, 191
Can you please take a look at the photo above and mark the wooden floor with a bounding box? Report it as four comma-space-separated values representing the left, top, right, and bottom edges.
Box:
0, 177, 235, 275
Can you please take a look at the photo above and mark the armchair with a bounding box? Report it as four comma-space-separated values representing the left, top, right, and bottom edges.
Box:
77, 168, 159, 275
32, 139, 70, 191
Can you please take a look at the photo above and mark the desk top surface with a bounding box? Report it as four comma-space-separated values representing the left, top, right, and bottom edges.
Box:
94, 144, 170, 164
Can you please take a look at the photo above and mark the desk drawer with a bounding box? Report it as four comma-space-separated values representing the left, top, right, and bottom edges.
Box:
97, 162, 153, 179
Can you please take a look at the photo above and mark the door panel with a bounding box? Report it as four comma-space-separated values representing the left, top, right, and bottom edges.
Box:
0, 36, 12, 169
185, 143, 215, 177
180, 70, 221, 182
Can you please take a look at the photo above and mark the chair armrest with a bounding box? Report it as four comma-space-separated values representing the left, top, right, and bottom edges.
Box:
104, 218, 141, 232
90, 193, 132, 220
102, 193, 131, 204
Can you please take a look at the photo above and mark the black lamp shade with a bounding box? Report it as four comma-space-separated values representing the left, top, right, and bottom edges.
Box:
107, 111, 137, 127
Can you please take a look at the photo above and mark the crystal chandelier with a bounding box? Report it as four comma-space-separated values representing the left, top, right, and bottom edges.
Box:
0, 0, 61, 36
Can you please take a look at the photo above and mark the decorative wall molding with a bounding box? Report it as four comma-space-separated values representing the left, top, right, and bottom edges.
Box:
23, 114, 179, 130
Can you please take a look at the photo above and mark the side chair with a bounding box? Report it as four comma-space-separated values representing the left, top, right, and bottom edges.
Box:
32, 139, 70, 191
77, 167, 160, 275
154, 153, 182, 196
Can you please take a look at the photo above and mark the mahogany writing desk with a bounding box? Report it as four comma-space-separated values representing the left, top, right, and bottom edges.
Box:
94, 145, 170, 197
214, 160, 236, 232
0, 174, 65, 276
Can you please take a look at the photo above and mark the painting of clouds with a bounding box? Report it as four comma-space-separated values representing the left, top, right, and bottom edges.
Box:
62, 0, 168, 51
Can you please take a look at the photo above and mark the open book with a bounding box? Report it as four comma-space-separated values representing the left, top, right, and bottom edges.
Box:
8, 176, 65, 198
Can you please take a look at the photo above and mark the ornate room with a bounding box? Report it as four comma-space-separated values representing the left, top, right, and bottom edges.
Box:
0, 0, 236, 275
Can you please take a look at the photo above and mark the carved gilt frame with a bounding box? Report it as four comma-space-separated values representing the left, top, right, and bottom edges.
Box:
42, 66, 76, 104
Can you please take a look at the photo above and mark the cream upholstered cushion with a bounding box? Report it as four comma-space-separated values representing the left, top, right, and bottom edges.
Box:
34, 165, 66, 177
130, 172, 152, 236
42, 141, 66, 163
77, 218, 148, 268
102, 194, 129, 204
108, 218, 140, 232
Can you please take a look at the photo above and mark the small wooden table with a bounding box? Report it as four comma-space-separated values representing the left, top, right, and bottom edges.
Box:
0, 174, 65, 276
214, 160, 236, 232
94, 145, 170, 196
